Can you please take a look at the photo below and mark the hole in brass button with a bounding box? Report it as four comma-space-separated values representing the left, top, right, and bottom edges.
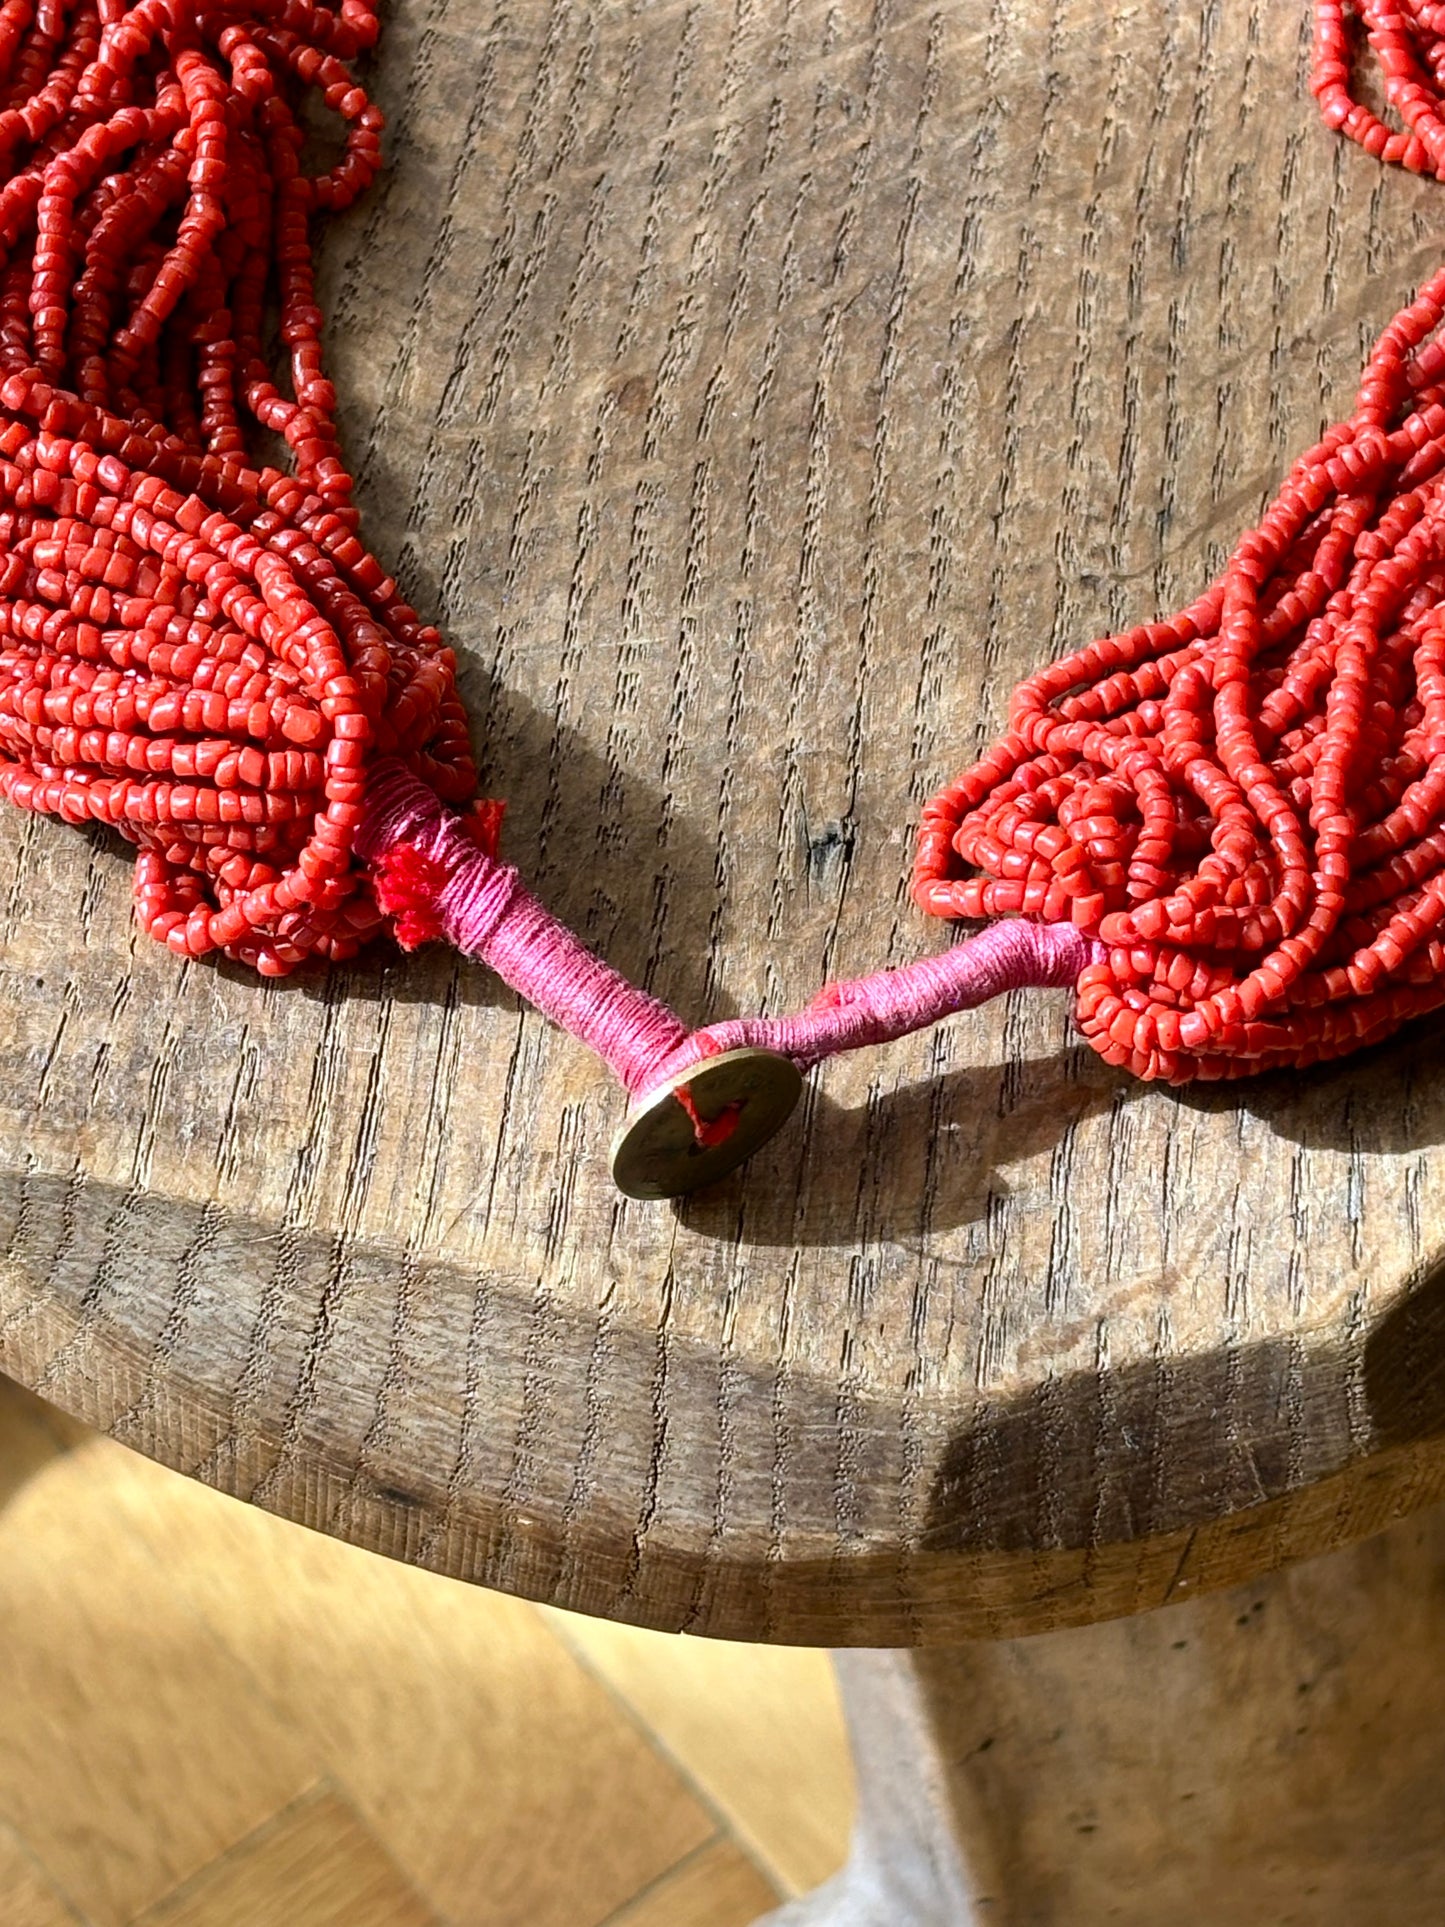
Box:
610, 1047, 803, 1200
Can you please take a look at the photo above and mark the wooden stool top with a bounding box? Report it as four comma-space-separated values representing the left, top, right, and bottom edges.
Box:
1, 0, 1442, 1645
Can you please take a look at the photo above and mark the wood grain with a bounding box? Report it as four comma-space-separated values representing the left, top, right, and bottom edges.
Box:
84, 1419, 717, 1927
604, 1842, 780, 1927
0, 1825, 85, 1927
764, 1499, 1445, 1925
2, 0, 1445, 1642
549, 1609, 853, 1897
0, 1376, 846, 1926
130, 1790, 440, 1927
0, 1418, 318, 1926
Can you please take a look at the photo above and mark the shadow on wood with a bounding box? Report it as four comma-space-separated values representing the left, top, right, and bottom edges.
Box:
762, 1503, 1445, 1925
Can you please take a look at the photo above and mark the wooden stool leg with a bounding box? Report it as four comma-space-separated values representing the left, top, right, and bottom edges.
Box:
763, 1502, 1445, 1926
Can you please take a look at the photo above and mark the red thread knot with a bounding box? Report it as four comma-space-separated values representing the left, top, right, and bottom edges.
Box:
463, 798, 506, 860
372, 841, 449, 950
675, 1082, 743, 1149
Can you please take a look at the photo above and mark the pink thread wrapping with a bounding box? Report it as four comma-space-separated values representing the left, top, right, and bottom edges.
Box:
357, 762, 1104, 1105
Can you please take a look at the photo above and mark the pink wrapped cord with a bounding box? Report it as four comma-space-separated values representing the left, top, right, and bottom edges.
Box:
356, 762, 1103, 1112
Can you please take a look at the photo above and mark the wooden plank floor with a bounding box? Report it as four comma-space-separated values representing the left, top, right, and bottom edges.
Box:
0, 1377, 854, 1927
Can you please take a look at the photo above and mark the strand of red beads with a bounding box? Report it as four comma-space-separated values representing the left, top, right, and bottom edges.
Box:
915, 2, 1445, 1082
0, 0, 480, 978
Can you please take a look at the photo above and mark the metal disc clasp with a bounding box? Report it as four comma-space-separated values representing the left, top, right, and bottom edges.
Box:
610, 1047, 803, 1200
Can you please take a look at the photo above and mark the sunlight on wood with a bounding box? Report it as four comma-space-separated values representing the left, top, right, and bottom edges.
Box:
0, 1380, 849, 1927
131, 1790, 440, 1927
0, 1823, 84, 1927
551, 1610, 855, 1898
603, 1842, 782, 1927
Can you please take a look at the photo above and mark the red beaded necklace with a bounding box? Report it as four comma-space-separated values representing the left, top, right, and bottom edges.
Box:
0, 0, 1435, 1195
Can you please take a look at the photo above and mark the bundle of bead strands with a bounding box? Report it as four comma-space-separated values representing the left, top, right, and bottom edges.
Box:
915, 5, 1445, 1087
0, 0, 1435, 1197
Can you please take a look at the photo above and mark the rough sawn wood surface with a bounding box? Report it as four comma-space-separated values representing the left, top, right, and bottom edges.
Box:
2, 0, 1445, 1644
